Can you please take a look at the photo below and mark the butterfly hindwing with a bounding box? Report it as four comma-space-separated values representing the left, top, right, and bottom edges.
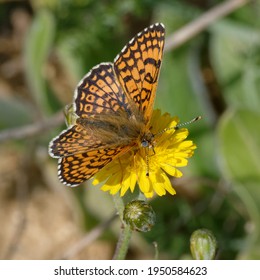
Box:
58, 146, 131, 186
49, 124, 103, 158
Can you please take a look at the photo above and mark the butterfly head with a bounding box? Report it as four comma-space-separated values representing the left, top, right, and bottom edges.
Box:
141, 131, 154, 149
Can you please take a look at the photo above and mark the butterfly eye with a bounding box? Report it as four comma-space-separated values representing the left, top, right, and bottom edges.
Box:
141, 139, 149, 148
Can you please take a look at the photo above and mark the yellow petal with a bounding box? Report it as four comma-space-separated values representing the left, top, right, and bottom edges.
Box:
175, 157, 188, 167
160, 163, 178, 176
139, 173, 152, 194
153, 182, 167, 196
109, 184, 121, 195
129, 173, 137, 192
161, 173, 176, 195
143, 190, 154, 198
120, 174, 132, 196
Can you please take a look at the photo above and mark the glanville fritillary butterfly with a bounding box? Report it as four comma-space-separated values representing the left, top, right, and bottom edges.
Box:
49, 23, 165, 186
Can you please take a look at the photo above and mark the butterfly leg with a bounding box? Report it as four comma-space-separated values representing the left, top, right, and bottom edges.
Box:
145, 148, 150, 177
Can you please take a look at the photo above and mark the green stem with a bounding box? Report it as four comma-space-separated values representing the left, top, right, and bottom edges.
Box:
112, 193, 132, 260
113, 193, 125, 221
138, 191, 147, 201
112, 224, 132, 260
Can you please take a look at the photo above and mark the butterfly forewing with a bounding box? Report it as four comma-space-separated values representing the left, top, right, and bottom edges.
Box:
114, 23, 165, 122
74, 63, 132, 118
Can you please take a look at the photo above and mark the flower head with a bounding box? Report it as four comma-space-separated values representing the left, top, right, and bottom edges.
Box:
93, 110, 197, 198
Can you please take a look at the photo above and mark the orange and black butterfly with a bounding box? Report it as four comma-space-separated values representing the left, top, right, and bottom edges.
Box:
49, 23, 165, 186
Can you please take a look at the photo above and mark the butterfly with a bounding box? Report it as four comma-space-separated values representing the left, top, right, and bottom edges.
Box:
49, 23, 165, 186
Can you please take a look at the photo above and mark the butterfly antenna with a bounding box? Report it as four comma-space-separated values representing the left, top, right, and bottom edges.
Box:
155, 116, 202, 137
175, 116, 202, 129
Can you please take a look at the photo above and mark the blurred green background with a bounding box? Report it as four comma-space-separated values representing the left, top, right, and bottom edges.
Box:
0, 0, 260, 260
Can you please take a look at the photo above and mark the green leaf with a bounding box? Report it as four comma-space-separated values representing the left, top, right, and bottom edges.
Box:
0, 98, 32, 129
56, 37, 85, 83
217, 109, 260, 181
210, 20, 260, 112
210, 20, 260, 85
217, 109, 260, 258
242, 65, 260, 112
235, 181, 260, 259
24, 9, 55, 115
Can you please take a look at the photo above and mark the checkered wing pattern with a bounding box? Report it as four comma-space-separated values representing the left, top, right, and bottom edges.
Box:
114, 23, 165, 122
58, 146, 130, 186
74, 63, 132, 118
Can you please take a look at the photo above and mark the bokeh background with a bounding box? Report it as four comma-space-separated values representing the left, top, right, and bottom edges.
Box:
1, 0, 260, 260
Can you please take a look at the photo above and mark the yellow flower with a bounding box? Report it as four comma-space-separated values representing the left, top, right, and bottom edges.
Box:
93, 110, 197, 198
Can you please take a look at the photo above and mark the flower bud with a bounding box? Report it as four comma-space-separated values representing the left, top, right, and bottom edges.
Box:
123, 200, 156, 232
190, 228, 217, 260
